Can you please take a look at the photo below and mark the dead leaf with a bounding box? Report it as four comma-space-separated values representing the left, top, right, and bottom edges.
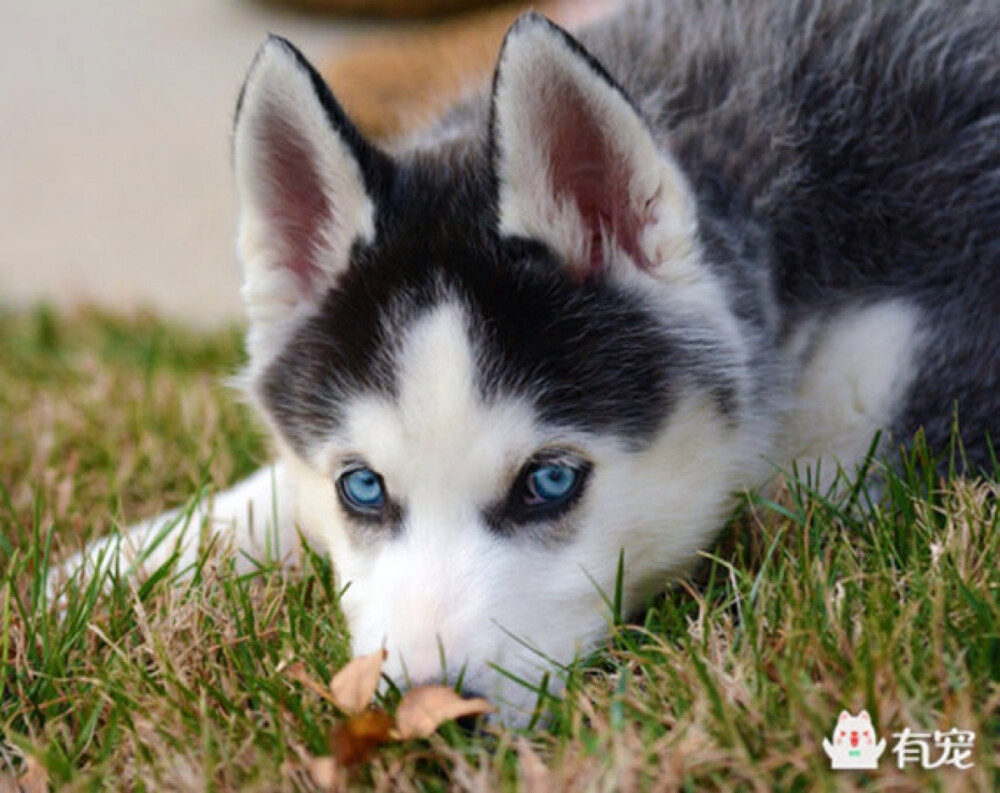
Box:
330, 709, 395, 767
329, 648, 386, 715
282, 661, 339, 706
394, 684, 492, 740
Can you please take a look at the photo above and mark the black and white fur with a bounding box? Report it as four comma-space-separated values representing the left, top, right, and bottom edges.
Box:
60, 0, 1000, 723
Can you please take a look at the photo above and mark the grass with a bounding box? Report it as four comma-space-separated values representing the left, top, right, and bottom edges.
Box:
1, 306, 998, 790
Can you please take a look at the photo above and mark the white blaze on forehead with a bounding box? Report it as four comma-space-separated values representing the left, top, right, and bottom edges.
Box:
398, 301, 482, 443
341, 302, 539, 514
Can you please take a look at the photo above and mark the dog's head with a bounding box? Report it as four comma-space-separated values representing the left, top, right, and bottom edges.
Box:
233, 15, 761, 723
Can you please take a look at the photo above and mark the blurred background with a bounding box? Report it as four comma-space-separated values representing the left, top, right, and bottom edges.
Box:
0, 0, 383, 326
0, 0, 613, 327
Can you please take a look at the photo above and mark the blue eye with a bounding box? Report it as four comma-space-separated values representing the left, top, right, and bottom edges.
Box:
488, 454, 591, 531
525, 464, 579, 505
338, 467, 386, 512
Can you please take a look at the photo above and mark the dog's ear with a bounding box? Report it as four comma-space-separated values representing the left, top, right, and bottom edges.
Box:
491, 14, 699, 283
233, 37, 392, 337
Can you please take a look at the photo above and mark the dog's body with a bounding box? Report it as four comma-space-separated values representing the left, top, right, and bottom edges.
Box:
62, 0, 999, 722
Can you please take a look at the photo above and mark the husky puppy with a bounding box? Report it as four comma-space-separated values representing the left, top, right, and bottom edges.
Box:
61, 0, 999, 723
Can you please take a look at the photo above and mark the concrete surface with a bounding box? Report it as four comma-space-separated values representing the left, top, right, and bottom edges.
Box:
0, 0, 376, 326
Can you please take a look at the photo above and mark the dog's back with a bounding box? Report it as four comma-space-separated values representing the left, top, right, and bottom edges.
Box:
624, 0, 1000, 471
654, 0, 1000, 470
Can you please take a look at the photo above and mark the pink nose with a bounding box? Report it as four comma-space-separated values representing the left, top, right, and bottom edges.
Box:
850, 731, 859, 747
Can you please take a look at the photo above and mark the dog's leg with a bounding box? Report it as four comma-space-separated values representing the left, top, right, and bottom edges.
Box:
50, 463, 297, 595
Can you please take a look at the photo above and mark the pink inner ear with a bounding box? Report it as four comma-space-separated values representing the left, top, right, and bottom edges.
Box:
259, 114, 332, 293
546, 79, 649, 279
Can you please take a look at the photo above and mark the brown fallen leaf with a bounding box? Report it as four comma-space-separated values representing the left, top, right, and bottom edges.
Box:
329, 648, 387, 715
290, 652, 494, 774
394, 684, 492, 740
330, 709, 395, 767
